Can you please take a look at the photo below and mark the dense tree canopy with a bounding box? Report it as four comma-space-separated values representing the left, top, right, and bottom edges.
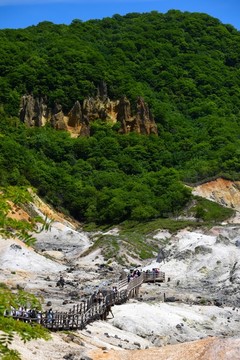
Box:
0, 10, 240, 224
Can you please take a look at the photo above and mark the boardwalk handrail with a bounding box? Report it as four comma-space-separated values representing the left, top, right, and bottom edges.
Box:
127, 272, 144, 295
116, 277, 128, 290
5, 270, 165, 331
143, 270, 165, 283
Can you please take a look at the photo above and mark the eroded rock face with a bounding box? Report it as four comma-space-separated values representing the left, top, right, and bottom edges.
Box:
135, 96, 158, 135
67, 100, 82, 128
193, 178, 240, 212
117, 96, 158, 135
19, 95, 49, 127
50, 103, 67, 130
117, 96, 132, 133
82, 97, 109, 122
19, 91, 158, 136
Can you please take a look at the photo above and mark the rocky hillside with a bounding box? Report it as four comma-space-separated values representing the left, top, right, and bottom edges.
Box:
1, 178, 240, 359
193, 178, 240, 213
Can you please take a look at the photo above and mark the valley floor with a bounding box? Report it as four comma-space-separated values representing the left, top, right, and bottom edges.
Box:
1, 181, 240, 359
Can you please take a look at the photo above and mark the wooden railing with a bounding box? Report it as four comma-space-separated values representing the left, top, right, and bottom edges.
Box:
5, 271, 165, 331
143, 270, 165, 283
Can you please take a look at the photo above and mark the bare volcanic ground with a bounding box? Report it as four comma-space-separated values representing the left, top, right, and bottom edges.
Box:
1, 180, 240, 359
90, 337, 240, 360
2, 227, 240, 360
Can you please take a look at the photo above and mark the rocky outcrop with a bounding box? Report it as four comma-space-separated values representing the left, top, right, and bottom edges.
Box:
20, 95, 67, 130
193, 178, 240, 213
50, 103, 67, 130
67, 100, 82, 128
19, 95, 49, 127
117, 96, 158, 135
82, 96, 118, 124
136, 96, 158, 135
19, 89, 158, 136
117, 96, 131, 133
81, 80, 118, 126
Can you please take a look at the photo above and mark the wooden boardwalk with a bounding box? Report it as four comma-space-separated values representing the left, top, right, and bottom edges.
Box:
6, 271, 165, 331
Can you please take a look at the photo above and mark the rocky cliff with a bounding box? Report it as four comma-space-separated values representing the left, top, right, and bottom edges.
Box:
20, 94, 49, 127
19, 85, 158, 136
117, 96, 157, 135
193, 178, 240, 213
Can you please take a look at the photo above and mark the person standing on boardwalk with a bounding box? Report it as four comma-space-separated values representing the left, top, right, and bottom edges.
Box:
97, 290, 104, 304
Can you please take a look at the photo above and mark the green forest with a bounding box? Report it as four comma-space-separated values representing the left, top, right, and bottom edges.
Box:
1, 10, 240, 225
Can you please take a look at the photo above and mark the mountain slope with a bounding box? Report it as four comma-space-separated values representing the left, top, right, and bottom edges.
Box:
1, 11, 240, 225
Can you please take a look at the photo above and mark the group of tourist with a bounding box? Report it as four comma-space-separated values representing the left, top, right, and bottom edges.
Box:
4, 306, 43, 323
93, 290, 104, 304
91, 286, 117, 304
4, 305, 58, 324
127, 268, 141, 282
127, 267, 162, 282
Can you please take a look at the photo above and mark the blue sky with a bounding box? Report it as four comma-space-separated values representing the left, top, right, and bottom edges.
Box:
0, 0, 239, 30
